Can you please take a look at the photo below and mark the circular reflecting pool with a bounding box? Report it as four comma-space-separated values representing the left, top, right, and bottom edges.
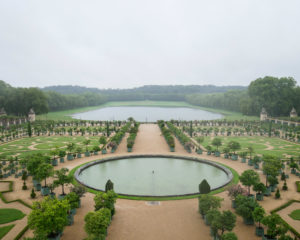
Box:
75, 155, 232, 197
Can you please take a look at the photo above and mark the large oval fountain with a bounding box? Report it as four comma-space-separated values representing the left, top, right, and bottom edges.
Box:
75, 155, 232, 197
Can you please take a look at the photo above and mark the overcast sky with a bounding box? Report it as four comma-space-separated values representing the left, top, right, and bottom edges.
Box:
0, 0, 300, 89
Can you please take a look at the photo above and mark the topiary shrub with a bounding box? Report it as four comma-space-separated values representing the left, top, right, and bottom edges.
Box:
30, 189, 36, 199
199, 179, 211, 194
275, 189, 280, 199
105, 179, 114, 192
282, 182, 288, 191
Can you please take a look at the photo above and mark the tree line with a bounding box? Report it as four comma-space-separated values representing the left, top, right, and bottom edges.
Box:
1, 76, 299, 117
186, 76, 300, 117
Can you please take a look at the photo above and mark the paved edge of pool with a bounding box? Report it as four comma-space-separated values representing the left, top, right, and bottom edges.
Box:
74, 154, 233, 198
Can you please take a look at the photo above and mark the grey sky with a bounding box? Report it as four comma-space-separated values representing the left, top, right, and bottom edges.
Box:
0, 0, 300, 89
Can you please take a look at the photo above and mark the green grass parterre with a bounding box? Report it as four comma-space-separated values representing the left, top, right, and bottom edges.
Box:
0, 224, 15, 239
0, 136, 101, 159
289, 209, 300, 221
0, 208, 25, 224
199, 135, 300, 158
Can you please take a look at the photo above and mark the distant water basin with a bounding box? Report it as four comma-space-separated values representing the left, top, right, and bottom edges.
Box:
71, 106, 222, 121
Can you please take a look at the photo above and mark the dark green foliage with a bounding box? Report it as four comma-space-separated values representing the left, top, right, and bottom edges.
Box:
30, 189, 36, 199
235, 194, 259, 221
253, 182, 266, 195
296, 181, 300, 192
84, 208, 111, 239
262, 213, 287, 239
221, 232, 238, 240
94, 190, 118, 216
70, 185, 86, 198
212, 137, 222, 150
239, 170, 260, 195
27, 122, 32, 137
252, 206, 265, 228
198, 195, 223, 216
199, 179, 211, 194
282, 182, 288, 191
105, 179, 114, 192
281, 172, 286, 181
28, 197, 70, 239
22, 182, 27, 190
275, 188, 281, 199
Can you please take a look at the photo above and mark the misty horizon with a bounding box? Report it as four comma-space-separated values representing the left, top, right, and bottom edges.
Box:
1, 1, 300, 89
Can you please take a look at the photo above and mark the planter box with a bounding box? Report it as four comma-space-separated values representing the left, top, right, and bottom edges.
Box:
52, 159, 58, 166
67, 154, 74, 161
264, 186, 272, 196
243, 217, 254, 225
262, 235, 276, 240
41, 186, 50, 196
170, 147, 175, 152
102, 149, 107, 154
47, 233, 61, 240
256, 193, 264, 201
197, 149, 202, 154
291, 168, 297, 174
84, 152, 90, 157
241, 158, 246, 163
231, 200, 237, 209
207, 151, 211, 155
33, 179, 40, 187
94, 151, 98, 155
35, 183, 41, 191
59, 157, 65, 163
50, 192, 56, 199
70, 208, 77, 215
127, 148, 132, 152
255, 227, 264, 236
58, 194, 66, 200
214, 151, 220, 157
77, 153, 82, 158
67, 214, 74, 226
271, 185, 277, 192
224, 154, 229, 159
254, 164, 259, 169
248, 159, 254, 166
231, 155, 238, 161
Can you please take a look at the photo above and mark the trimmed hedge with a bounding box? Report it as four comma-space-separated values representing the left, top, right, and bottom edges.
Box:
296, 181, 300, 192
158, 121, 175, 150
127, 123, 140, 150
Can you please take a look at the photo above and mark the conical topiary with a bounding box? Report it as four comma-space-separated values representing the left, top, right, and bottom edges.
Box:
105, 179, 114, 192
199, 179, 211, 194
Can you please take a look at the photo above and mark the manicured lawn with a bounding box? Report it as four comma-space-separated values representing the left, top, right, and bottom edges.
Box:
0, 208, 25, 224
289, 209, 300, 221
199, 135, 300, 158
0, 224, 15, 239
0, 136, 100, 159
37, 101, 259, 121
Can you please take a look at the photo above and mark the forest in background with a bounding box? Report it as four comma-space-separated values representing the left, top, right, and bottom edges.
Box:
0, 76, 299, 117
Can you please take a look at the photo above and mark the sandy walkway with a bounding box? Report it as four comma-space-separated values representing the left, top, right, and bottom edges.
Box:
2, 123, 300, 240
133, 124, 170, 153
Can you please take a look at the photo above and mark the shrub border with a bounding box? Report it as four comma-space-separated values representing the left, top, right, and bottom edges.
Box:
0, 180, 32, 240
70, 154, 239, 200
